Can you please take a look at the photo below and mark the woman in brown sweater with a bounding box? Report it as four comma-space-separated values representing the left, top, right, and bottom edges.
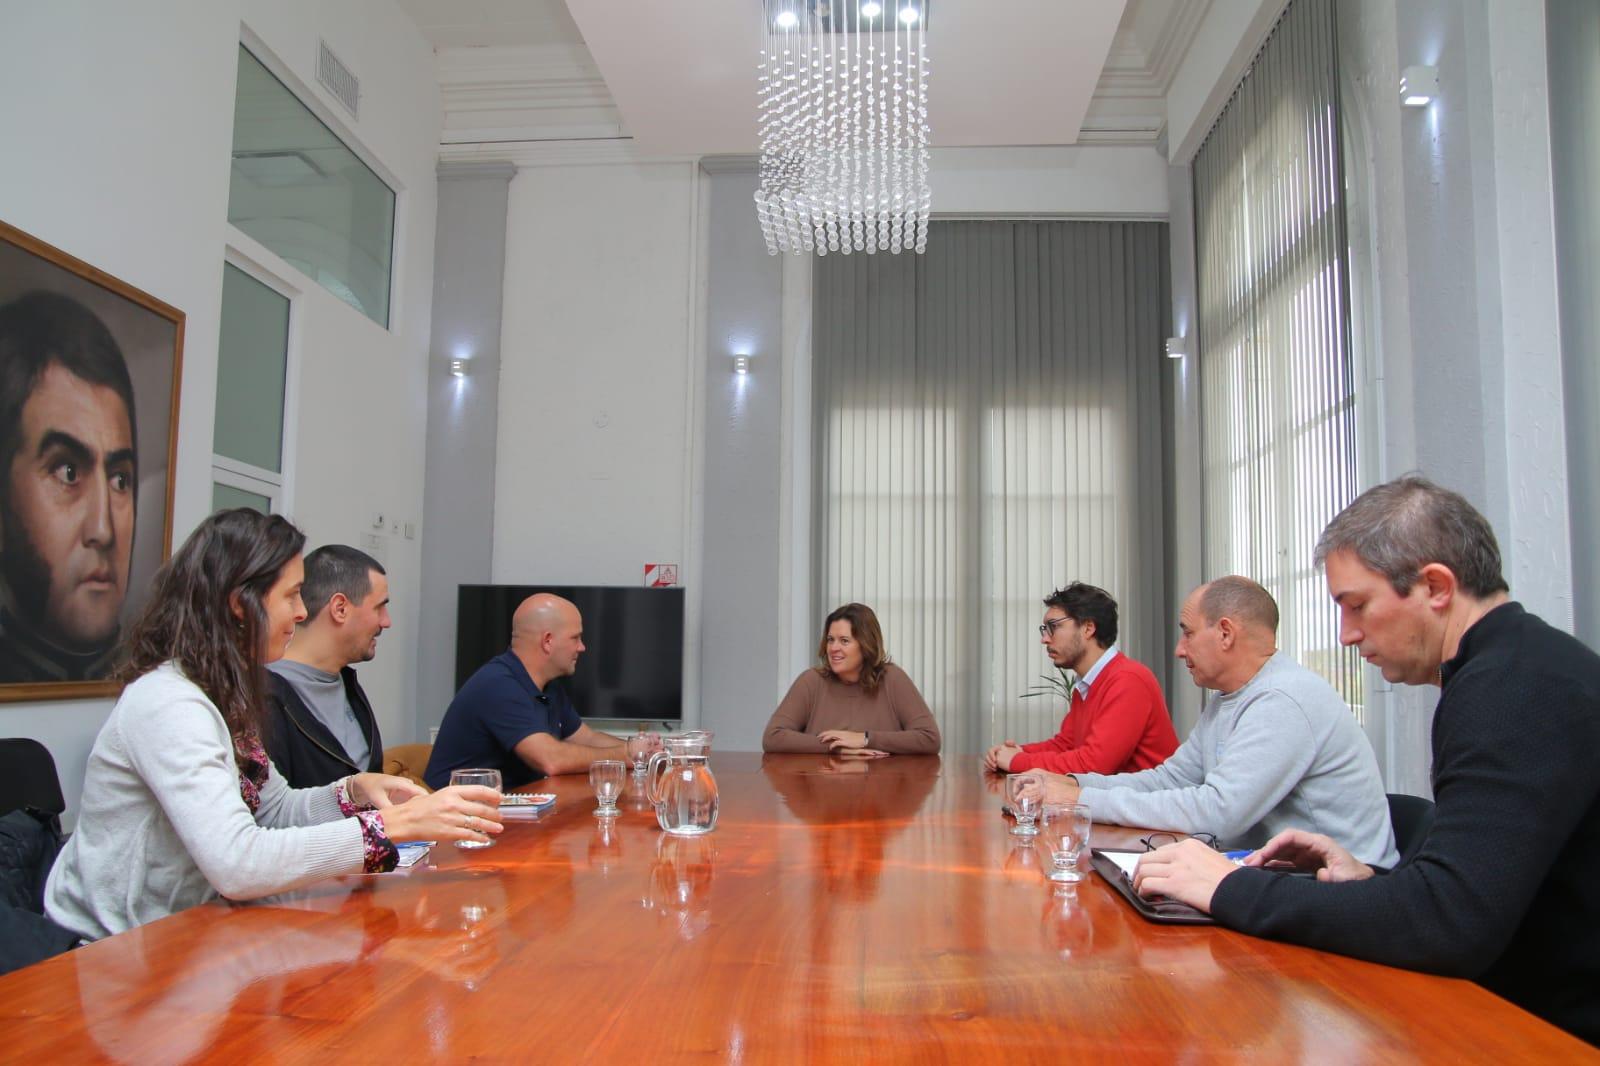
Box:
763, 603, 942, 755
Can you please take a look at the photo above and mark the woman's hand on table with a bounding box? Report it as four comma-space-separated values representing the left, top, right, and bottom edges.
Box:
381, 785, 504, 846
818, 729, 867, 751
349, 772, 428, 809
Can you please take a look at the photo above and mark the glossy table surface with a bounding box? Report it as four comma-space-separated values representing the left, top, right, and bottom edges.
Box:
1, 753, 1592, 1062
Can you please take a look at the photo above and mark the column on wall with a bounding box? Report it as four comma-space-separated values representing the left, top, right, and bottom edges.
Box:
415, 162, 515, 739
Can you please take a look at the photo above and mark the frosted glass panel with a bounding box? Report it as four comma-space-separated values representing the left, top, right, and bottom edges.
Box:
228, 46, 395, 328
214, 264, 288, 473
213, 481, 272, 514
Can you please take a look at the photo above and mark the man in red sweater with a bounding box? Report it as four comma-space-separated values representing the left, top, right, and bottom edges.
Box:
984, 582, 1178, 775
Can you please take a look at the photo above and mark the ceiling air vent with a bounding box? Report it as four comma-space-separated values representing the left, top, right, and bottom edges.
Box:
317, 40, 360, 118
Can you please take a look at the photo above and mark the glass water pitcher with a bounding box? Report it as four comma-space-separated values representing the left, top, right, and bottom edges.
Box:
646, 733, 719, 837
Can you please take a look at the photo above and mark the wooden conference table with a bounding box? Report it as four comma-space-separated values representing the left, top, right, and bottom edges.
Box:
0, 753, 1591, 1062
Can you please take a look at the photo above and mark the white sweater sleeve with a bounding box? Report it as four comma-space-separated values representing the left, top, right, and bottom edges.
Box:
121, 684, 366, 900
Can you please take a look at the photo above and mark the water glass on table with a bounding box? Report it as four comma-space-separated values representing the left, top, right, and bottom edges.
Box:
589, 759, 627, 817
1042, 803, 1092, 882
449, 768, 503, 849
1005, 773, 1041, 837
627, 731, 660, 778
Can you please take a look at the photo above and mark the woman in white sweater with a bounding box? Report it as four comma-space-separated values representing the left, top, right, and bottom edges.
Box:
45, 509, 503, 941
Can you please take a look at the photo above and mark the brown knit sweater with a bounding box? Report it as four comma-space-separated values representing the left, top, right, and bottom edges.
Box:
762, 664, 942, 754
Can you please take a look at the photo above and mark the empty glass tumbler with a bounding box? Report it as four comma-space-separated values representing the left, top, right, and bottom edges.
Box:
1042, 803, 1092, 882
589, 760, 627, 817
1006, 773, 1041, 837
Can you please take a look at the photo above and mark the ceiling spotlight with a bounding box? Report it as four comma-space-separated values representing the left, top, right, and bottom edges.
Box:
775, 9, 799, 29
898, 5, 920, 25
860, 1, 883, 16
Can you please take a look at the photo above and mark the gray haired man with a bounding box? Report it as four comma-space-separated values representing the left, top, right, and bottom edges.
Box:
1133, 476, 1600, 1046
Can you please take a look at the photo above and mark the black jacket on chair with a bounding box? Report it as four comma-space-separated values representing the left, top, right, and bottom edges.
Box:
264, 667, 385, 788
0, 808, 78, 973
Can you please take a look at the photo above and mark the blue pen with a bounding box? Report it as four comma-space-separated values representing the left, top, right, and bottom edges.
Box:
1223, 849, 1252, 864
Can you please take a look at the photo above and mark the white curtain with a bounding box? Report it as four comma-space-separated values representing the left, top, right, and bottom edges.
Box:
812, 221, 1171, 754
1193, 0, 1363, 720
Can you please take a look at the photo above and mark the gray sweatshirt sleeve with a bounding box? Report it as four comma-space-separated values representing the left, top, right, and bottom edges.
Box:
124, 689, 367, 900
1074, 718, 1208, 794
1076, 688, 1318, 837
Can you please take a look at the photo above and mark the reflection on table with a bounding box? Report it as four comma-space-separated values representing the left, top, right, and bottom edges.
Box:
0, 753, 1590, 1062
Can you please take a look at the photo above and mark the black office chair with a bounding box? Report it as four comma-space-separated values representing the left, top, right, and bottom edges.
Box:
1387, 792, 1435, 866
0, 739, 66, 833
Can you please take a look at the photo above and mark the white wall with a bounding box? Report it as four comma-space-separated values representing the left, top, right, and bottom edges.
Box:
479, 145, 1167, 748
0, 0, 439, 817
931, 147, 1169, 216
492, 160, 701, 587
237, 1, 442, 747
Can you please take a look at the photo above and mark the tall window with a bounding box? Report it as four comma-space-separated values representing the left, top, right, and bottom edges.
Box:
813, 221, 1170, 753
1192, 0, 1362, 713
212, 262, 290, 513
228, 46, 395, 328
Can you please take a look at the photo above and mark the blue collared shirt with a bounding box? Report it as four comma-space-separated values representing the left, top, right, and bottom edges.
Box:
1072, 645, 1120, 702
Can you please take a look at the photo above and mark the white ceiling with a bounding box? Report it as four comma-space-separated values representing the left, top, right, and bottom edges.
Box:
397, 0, 588, 49
400, 0, 1209, 154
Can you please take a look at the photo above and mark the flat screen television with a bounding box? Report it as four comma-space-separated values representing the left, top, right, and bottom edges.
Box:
455, 584, 684, 724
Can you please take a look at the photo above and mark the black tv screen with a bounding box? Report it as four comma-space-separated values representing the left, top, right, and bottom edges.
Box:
455, 585, 684, 723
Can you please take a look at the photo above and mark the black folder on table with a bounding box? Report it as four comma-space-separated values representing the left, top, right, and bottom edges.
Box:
1090, 848, 1216, 925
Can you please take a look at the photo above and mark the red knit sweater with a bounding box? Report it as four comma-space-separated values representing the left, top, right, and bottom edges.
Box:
1009, 652, 1177, 775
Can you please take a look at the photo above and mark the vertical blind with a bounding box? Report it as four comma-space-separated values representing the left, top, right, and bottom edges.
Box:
1193, 0, 1362, 716
812, 221, 1170, 754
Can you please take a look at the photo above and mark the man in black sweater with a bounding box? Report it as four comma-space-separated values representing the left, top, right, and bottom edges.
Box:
1134, 476, 1600, 1045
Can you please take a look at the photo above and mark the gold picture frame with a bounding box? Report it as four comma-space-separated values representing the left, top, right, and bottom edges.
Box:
0, 219, 184, 701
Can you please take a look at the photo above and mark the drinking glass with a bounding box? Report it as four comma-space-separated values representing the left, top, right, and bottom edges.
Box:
1042, 803, 1092, 882
449, 768, 502, 849
1005, 774, 1040, 837
627, 731, 659, 778
589, 759, 627, 817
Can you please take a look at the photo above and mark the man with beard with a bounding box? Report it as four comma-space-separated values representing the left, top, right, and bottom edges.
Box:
985, 582, 1177, 775
0, 291, 137, 683
264, 545, 391, 787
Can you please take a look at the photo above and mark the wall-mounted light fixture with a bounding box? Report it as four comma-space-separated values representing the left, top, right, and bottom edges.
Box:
733, 355, 751, 375
450, 358, 468, 377
1165, 336, 1188, 360
1400, 65, 1438, 108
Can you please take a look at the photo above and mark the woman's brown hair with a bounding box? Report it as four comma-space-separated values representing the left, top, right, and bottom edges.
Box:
116, 508, 306, 772
814, 602, 891, 695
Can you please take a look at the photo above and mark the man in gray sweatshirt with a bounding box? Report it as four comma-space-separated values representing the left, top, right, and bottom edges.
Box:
1018, 576, 1397, 866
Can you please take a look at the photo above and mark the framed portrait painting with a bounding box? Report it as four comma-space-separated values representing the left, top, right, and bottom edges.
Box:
0, 220, 184, 701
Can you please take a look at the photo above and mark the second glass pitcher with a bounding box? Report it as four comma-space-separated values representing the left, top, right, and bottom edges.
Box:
645, 733, 719, 837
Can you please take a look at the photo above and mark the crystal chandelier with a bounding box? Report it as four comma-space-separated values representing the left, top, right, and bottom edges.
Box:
755, 0, 931, 256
